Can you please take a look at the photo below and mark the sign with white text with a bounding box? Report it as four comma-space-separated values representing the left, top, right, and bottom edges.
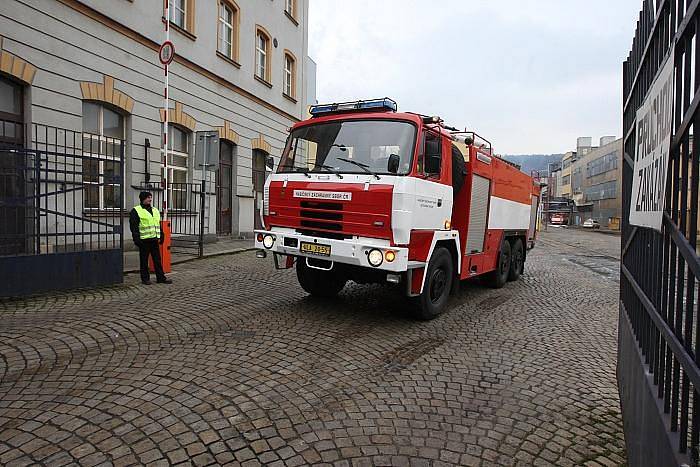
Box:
293, 190, 352, 201
629, 46, 675, 232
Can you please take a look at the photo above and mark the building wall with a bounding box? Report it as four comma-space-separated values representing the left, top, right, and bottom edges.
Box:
560, 151, 576, 198
570, 138, 623, 226
0, 0, 312, 239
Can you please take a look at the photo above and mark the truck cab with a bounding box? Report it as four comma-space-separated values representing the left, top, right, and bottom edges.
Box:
255, 98, 540, 319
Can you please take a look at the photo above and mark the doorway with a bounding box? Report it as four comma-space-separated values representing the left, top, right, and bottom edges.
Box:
217, 141, 234, 235
0, 76, 26, 255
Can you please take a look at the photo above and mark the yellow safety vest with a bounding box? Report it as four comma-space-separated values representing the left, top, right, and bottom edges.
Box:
134, 205, 161, 240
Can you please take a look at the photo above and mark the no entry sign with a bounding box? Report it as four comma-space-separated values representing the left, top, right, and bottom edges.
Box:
159, 40, 175, 65
629, 45, 675, 232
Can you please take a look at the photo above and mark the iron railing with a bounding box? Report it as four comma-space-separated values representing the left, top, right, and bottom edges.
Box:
0, 122, 124, 257
139, 180, 214, 256
621, 0, 700, 463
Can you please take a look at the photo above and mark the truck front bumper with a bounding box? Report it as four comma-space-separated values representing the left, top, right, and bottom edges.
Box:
254, 229, 409, 272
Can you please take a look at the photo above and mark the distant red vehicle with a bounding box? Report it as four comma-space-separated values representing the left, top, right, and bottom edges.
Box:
550, 213, 568, 225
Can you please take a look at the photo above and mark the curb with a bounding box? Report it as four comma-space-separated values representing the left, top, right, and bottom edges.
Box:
123, 247, 256, 275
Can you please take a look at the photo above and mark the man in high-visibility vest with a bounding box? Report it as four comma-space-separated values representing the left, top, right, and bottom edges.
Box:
129, 191, 172, 285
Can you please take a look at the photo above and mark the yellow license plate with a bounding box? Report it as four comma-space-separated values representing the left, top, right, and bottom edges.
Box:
300, 242, 331, 256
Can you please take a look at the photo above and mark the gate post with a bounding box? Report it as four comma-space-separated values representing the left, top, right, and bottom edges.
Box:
199, 178, 205, 258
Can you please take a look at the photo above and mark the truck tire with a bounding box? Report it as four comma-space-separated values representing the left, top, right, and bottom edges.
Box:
508, 239, 524, 282
412, 247, 454, 320
296, 259, 347, 297
485, 239, 511, 289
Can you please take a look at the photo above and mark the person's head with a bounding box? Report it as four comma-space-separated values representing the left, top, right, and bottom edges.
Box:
139, 191, 153, 207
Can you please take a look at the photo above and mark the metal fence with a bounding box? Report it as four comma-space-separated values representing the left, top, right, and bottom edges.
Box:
0, 122, 124, 296
620, 0, 700, 465
139, 180, 214, 257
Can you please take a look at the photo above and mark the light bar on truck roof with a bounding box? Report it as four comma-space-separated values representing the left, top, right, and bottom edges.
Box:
309, 98, 397, 117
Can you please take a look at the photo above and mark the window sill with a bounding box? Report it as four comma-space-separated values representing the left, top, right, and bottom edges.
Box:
254, 75, 273, 88
282, 93, 297, 103
216, 51, 241, 68
285, 10, 299, 26
162, 17, 196, 41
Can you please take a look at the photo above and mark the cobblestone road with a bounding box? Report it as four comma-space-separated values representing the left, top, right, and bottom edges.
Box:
0, 230, 625, 466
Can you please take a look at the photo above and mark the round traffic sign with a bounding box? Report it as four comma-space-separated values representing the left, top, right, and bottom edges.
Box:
159, 40, 175, 65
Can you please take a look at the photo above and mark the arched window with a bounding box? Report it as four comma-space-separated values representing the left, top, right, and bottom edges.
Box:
217, 0, 239, 62
283, 51, 296, 99
0, 76, 24, 146
164, 125, 190, 210
82, 102, 125, 210
255, 26, 272, 84
285, 0, 296, 19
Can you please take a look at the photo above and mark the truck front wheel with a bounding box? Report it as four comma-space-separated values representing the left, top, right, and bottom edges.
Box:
412, 247, 454, 320
296, 258, 347, 298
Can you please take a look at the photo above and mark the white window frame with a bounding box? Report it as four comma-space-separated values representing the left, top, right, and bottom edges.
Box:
169, 0, 187, 29
218, 2, 234, 58
256, 32, 268, 81
163, 125, 190, 212
82, 103, 124, 211
284, 54, 294, 97
285, 0, 294, 17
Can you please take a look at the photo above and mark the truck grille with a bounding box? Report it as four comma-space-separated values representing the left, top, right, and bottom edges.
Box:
297, 201, 349, 239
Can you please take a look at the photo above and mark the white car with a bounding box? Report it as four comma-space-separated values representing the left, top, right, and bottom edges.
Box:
583, 219, 600, 229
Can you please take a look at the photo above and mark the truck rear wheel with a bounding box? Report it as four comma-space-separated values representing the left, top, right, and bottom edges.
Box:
412, 247, 454, 320
296, 258, 347, 297
485, 240, 511, 288
508, 239, 524, 282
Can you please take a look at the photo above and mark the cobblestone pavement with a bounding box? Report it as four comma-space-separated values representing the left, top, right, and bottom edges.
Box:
0, 230, 625, 466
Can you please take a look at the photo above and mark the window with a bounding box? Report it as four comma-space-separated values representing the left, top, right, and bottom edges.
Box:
584, 180, 617, 201
285, 0, 295, 18
279, 120, 417, 176
82, 102, 124, 210
586, 151, 618, 177
169, 0, 186, 29
217, 1, 239, 62
255, 27, 271, 83
0, 77, 24, 145
167, 0, 195, 36
163, 125, 190, 210
562, 174, 571, 186
283, 52, 296, 98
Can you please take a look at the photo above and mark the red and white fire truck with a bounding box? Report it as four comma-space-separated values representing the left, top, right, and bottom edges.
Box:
255, 98, 541, 319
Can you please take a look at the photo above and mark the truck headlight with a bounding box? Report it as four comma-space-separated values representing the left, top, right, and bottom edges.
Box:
367, 248, 383, 267
263, 234, 275, 249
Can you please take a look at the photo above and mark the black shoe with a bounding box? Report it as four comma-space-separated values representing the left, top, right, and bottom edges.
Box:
157, 278, 173, 284
142, 280, 152, 285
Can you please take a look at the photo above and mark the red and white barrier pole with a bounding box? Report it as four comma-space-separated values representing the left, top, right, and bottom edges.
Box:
162, 0, 170, 221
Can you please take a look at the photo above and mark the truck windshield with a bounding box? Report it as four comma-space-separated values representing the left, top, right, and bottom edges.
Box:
279, 120, 416, 176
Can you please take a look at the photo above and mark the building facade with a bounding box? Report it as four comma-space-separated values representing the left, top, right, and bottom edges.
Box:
0, 0, 313, 243
559, 151, 576, 198
565, 136, 622, 227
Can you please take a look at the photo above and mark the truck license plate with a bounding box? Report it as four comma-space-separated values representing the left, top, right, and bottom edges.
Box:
300, 242, 331, 256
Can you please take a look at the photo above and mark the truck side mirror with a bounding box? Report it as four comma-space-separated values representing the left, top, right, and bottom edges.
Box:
426, 154, 441, 174
265, 155, 274, 171
387, 153, 400, 173
424, 137, 441, 175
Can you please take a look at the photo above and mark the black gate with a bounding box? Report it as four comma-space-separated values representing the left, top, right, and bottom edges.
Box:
140, 180, 214, 257
620, 1, 700, 466
0, 123, 124, 297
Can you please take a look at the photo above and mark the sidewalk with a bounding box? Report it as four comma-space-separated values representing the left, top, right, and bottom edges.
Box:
123, 237, 255, 273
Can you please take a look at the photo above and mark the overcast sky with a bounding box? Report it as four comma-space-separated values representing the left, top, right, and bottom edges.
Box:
308, 0, 643, 155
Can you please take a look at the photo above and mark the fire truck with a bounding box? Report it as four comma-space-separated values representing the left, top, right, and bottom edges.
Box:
255, 98, 541, 319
